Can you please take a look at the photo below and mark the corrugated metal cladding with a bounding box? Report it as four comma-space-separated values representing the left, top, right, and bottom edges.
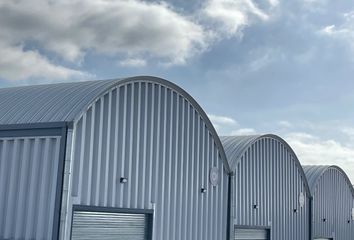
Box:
303, 165, 354, 240
221, 135, 311, 240
0, 135, 61, 239
59, 78, 229, 240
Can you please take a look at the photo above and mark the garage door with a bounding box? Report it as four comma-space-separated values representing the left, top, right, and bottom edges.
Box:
71, 210, 151, 240
235, 228, 269, 240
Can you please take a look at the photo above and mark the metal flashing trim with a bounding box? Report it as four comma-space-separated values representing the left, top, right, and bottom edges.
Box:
0, 122, 67, 138
226, 175, 232, 240
72, 205, 154, 215
234, 225, 271, 230
0, 121, 67, 130
52, 126, 68, 240
0, 128, 62, 138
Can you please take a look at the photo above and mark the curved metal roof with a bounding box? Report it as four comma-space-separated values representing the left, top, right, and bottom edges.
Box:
303, 165, 354, 197
0, 79, 119, 124
220, 135, 260, 169
220, 134, 311, 194
0, 76, 231, 172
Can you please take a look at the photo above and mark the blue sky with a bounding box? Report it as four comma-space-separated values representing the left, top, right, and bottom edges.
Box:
0, 0, 354, 182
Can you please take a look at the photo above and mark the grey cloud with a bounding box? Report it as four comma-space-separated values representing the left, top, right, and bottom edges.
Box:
0, 0, 212, 80
0, 0, 276, 81
0, 0, 208, 64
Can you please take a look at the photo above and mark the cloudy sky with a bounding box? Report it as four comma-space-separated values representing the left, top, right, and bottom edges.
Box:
1, 0, 354, 183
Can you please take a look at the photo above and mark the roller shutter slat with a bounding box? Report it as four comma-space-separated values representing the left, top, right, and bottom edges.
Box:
235, 227, 269, 240
72, 211, 148, 240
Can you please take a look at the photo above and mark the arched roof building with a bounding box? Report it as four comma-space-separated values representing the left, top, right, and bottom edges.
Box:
0, 76, 230, 240
221, 134, 311, 240
303, 165, 354, 240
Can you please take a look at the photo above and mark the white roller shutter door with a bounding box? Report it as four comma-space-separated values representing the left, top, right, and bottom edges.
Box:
71, 211, 150, 240
235, 228, 269, 240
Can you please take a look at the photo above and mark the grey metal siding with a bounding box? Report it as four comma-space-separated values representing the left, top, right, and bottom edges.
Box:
303, 166, 354, 239
60, 81, 228, 240
0, 135, 62, 240
222, 136, 311, 240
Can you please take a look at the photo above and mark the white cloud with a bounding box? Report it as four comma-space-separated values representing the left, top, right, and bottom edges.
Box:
320, 25, 336, 35
340, 127, 354, 143
201, 0, 271, 37
231, 128, 256, 135
208, 114, 238, 133
0, 44, 89, 81
119, 58, 147, 67
208, 114, 238, 126
268, 0, 279, 7
244, 0, 270, 20
0, 0, 210, 81
319, 24, 350, 37
0, 0, 279, 81
278, 120, 293, 128
208, 114, 259, 136
248, 50, 273, 71
285, 132, 354, 184
319, 13, 354, 53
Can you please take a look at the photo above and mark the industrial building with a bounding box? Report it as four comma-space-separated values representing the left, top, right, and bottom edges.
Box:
0, 76, 230, 240
303, 165, 354, 240
1, 75, 354, 240
221, 134, 311, 240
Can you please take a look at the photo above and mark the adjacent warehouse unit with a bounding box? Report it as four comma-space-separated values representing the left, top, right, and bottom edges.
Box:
303, 165, 354, 240
221, 135, 311, 240
0, 76, 230, 240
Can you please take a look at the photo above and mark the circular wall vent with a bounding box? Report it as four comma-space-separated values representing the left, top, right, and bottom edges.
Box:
209, 167, 220, 186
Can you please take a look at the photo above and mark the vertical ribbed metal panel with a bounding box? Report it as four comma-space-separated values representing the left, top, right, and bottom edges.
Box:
61, 81, 228, 240
229, 137, 310, 240
304, 166, 354, 240
0, 135, 61, 240
71, 211, 147, 239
